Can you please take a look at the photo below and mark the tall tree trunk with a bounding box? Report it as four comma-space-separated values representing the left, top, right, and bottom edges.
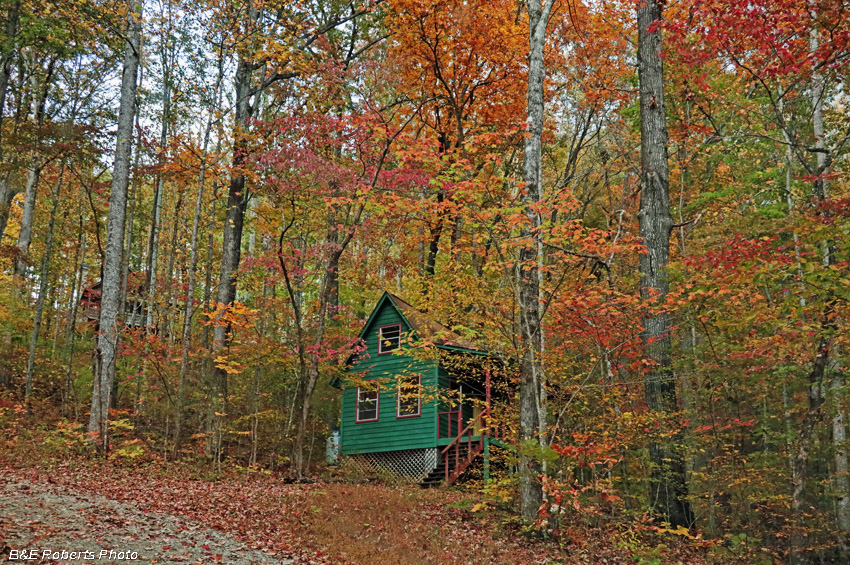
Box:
14, 54, 54, 277
212, 31, 256, 410
807, 17, 849, 537
14, 165, 41, 275
145, 48, 171, 331
289, 205, 366, 477
200, 161, 217, 453
637, 0, 693, 528
64, 226, 86, 418
120, 66, 143, 329
145, 176, 163, 328
163, 186, 184, 344
791, 324, 833, 564
24, 168, 63, 401
0, 188, 18, 243
0, 0, 21, 242
0, 0, 20, 149
250, 237, 272, 467
174, 102, 217, 455
790, 19, 848, 559
87, 1, 141, 450
517, 0, 554, 523
833, 372, 850, 533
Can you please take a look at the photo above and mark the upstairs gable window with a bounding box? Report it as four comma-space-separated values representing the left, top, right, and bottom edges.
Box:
378, 324, 402, 354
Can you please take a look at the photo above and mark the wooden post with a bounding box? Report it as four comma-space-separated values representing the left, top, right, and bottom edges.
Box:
485, 368, 491, 414
484, 435, 490, 484
485, 367, 491, 437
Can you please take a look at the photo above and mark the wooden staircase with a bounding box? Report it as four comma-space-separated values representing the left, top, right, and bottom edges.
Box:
420, 442, 477, 487
421, 411, 512, 487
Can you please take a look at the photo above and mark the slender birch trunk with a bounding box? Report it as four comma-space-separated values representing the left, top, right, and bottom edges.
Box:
517, 0, 554, 523
24, 168, 63, 401
809, 21, 849, 535
162, 186, 184, 345
145, 72, 170, 330
250, 237, 272, 467
174, 84, 220, 454
64, 228, 86, 418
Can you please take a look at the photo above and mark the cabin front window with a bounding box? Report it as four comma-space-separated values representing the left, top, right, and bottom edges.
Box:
356, 387, 379, 422
397, 375, 421, 418
378, 324, 402, 354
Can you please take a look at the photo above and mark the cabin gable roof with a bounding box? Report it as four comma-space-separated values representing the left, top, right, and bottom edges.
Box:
355, 291, 410, 344
334, 292, 487, 387
353, 291, 484, 355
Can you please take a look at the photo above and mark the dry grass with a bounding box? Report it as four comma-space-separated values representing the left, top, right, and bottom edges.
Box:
289, 483, 557, 564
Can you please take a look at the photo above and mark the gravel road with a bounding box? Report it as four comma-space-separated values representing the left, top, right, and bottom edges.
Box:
1, 476, 290, 564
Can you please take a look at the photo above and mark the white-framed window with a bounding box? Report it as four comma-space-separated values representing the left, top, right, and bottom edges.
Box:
397, 375, 421, 418
378, 324, 402, 354
356, 387, 379, 423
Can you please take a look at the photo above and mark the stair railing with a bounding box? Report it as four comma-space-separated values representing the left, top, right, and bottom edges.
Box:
440, 409, 488, 483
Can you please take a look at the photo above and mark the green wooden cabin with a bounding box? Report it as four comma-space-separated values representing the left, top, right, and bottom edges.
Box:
333, 292, 506, 485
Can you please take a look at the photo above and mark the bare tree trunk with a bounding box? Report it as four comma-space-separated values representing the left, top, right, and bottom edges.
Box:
24, 168, 63, 401
64, 228, 86, 418
833, 372, 850, 532
0, 0, 20, 243
200, 169, 217, 454
288, 202, 368, 476
212, 30, 256, 415
0, 0, 19, 142
163, 186, 184, 344
250, 355, 261, 467
87, 1, 141, 450
145, 177, 163, 328
0, 188, 18, 243
807, 18, 850, 537
14, 54, 54, 277
250, 239, 271, 467
175, 40, 225, 455
174, 95, 218, 455
145, 74, 171, 330
791, 329, 833, 564
636, 0, 693, 528
516, 0, 554, 523
14, 167, 40, 274
120, 70, 143, 328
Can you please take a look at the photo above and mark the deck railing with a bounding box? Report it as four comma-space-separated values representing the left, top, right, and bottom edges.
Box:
437, 410, 463, 439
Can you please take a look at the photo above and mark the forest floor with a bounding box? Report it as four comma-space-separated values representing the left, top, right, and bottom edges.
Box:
0, 401, 713, 565
0, 460, 712, 565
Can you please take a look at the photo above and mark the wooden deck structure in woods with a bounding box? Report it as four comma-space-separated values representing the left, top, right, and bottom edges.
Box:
333, 292, 511, 486
80, 272, 147, 328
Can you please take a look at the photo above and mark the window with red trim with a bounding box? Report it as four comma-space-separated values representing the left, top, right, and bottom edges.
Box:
397, 375, 421, 418
378, 324, 401, 354
356, 387, 379, 422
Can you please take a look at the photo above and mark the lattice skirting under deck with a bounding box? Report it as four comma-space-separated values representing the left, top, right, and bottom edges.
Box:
341, 448, 438, 482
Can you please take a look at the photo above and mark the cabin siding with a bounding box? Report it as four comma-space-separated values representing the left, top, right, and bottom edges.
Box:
340, 301, 438, 455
